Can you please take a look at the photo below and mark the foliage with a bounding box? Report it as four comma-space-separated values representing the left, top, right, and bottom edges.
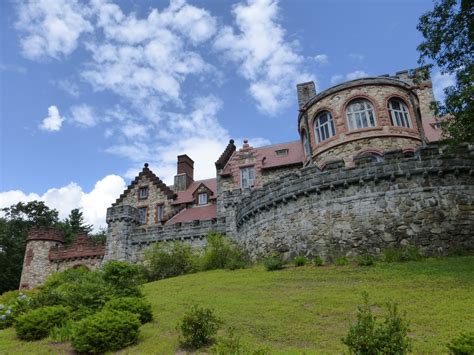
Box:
263, 253, 286, 271
102, 260, 145, 297
356, 254, 377, 266
59, 208, 93, 244
382, 245, 423, 263
71, 310, 140, 353
0, 291, 32, 329
313, 256, 324, 266
178, 304, 220, 349
335, 256, 349, 266
201, 232, 249, 271
342, 293, 412, 354
447, 332, 474, 354
0, 201, 59, 293
144, 242, 199, 280
15, 305, 70, 341
48, 320, 74, 343
417, 0, 474, 144
103, 297, 153, 324
294, 256, 308, 267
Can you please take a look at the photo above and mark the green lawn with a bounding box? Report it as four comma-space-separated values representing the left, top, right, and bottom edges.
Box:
1, 256, 473, 354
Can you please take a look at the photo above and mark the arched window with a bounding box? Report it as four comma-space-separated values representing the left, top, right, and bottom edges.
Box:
346, 99, 377, 130
388, 99, 412, 128
314, 111, 336, 143
302, 130, 310, 157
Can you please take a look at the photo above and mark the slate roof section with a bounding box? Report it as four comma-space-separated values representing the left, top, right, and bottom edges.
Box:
172, 178, 217, 205
113, 163, 175, 206
165, 204, 217, 225
215, 139, 236, 169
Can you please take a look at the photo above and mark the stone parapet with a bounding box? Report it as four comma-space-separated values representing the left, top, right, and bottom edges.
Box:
106, 205, 140, 223
49, 234, 105, 261
27, 227, 64, 243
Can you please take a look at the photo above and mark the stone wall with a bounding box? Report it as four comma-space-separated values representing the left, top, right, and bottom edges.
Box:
228, 144, 474, 260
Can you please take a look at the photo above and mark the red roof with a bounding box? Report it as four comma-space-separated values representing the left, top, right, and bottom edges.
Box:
166, 204, 217, 224
172, 178, 217, 205
422, 117, 443, 143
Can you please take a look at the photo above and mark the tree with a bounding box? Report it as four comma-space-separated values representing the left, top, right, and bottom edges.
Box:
417, 0, 474, 144
61, 208, 93, 244
0, 201, 59, 293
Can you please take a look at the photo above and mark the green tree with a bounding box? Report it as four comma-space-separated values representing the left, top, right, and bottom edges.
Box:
0, 201, 59, 293
61, 208, 93, 244
417, 0, 474, 144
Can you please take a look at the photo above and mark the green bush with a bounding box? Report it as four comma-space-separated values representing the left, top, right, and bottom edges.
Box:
201, 233, 249, 271
447, 332, 474, 354
357, 254, 377, 266
335, 256, 349, 266
313, 256, 324, 266
382, 245, 423, 263
342, 293, 412, 354
178, 305, 220, 349
48, 320, 74, 343
102, 260, 145, 297
0, 291, 32, 329
15, 305, 70, 341
263, 253, 286, 271
294, 256, 308, 267
144, 241, 198, 280
104, 297, 153, 324
71, 310, 140, 353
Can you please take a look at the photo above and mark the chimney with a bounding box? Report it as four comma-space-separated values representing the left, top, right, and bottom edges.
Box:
174, 154, 194, 191
296, 81, 316, 108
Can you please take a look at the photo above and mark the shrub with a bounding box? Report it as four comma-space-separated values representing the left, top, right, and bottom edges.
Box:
15, 305, 70, 341
263, 253, 286, 271
201, 233, 249, 271
49, 320, 74, 343
382, 245, 423, 263
335, 256, 349, 266
102, 260, 145, 297
294, 256, 308, 267
447, 332, 474, 354
104, 297, 153, 324
144, 241, 198, 280
178, 305, 220, 349
342, 293, 412, 354
313, 256, 324, 266
357, 254, 377, 266
71, 310, 140, 353
0, 291, 32, 329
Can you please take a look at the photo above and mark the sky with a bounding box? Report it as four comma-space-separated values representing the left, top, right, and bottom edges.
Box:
0, 0, 454, 230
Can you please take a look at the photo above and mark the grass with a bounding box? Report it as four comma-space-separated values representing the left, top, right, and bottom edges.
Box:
1, 256, 473, 353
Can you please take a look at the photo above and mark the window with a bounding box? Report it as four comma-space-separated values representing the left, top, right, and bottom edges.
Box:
314, 111, 336, 143
138, 186, 149, 199
388, 99, 412, 128
302, 131, 310, 157
275, 149, 288, 156
156, 205, 164, 222
240, 166, 255, 189
346, 99, 377, 130
138, 207, 147, 224
198, 193, 208, 205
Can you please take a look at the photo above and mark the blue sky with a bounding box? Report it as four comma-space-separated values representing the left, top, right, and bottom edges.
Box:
0, 0, 452, 228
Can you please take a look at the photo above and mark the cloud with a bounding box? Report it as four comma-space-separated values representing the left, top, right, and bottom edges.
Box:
313, 54, 329, 66
15, 0, 93, 60
330, 74, 343, 85
39, 105, 64, 131
54, 78, 80, 97
214, 0, 310, 115
70, 104, 97, 127
0, 175, 126, 231
432, 71, 455, 102
349, 53, 365, 61
346, 70, 369, 81
0, 63, 27, 74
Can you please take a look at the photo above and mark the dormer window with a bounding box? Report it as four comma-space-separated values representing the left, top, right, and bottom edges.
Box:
138, 186, 149, 199
198, 193, 208, 205
275, 149, 289, 156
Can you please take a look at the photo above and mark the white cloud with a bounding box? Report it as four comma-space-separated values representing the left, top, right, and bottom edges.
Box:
55, 78, 80, 97
432, 71, 455, 102
0, 63, 27, 74
15, 0, 92, 60
39, 105, 64, 132
330, 74, 343, 85
346, 70, 369, 81
70, 104, 97, 127
214, 0, 310, 115
0, 175, 126, 231
313, 54, 329, 66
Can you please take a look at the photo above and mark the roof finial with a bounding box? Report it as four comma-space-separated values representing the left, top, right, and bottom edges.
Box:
242, 139, 250, 149
144, 163, 149, 168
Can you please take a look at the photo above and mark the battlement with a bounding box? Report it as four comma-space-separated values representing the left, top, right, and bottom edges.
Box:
106, 205, 140, 223
27, 227, 64, 243
49, 234, 105, 261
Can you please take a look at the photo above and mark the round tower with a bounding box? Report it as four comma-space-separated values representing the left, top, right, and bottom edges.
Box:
19, 227, 64, 290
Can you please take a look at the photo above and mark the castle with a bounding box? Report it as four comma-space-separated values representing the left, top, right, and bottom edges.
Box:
20, 69, 474, 289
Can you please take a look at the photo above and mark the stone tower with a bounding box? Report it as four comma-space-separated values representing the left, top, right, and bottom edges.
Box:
19, 227, 64, 290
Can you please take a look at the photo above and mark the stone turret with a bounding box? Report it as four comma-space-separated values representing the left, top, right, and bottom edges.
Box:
20, 227, 64, 290
104, 205, 140, 262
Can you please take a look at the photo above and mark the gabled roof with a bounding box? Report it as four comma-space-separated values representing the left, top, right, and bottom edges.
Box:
165, 204, 217, 225
172, 178, 217, 205
113, 163, 175, 206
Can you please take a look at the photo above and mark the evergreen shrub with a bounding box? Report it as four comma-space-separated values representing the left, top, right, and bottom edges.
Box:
103, 297, 153, 324
178, 305, 220, 349
447, 332, 474, 355
15, 305, 70, 341
263, 253, 286, 271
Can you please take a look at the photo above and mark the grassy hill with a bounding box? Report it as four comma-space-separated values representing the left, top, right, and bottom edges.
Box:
1, 256, 473, 354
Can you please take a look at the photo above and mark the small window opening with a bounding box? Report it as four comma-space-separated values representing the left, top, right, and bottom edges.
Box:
139, 186, 149, 199
198, 193, 208, 205
138, 207, 148, 224
275, 149, 289, 156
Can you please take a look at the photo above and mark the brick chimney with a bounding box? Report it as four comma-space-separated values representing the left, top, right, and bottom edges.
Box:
296, 81, 316, 108
174, 154, 194, 191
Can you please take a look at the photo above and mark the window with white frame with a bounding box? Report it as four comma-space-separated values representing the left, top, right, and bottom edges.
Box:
240, 166, 255, 189
388, 99, 412, 128
314, 111, 336, 143
198, 193, 208, 205
346, 99, 377, 130
156, 205, 164, 222
302, 131, 310, 157
138, 207, 147, 224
